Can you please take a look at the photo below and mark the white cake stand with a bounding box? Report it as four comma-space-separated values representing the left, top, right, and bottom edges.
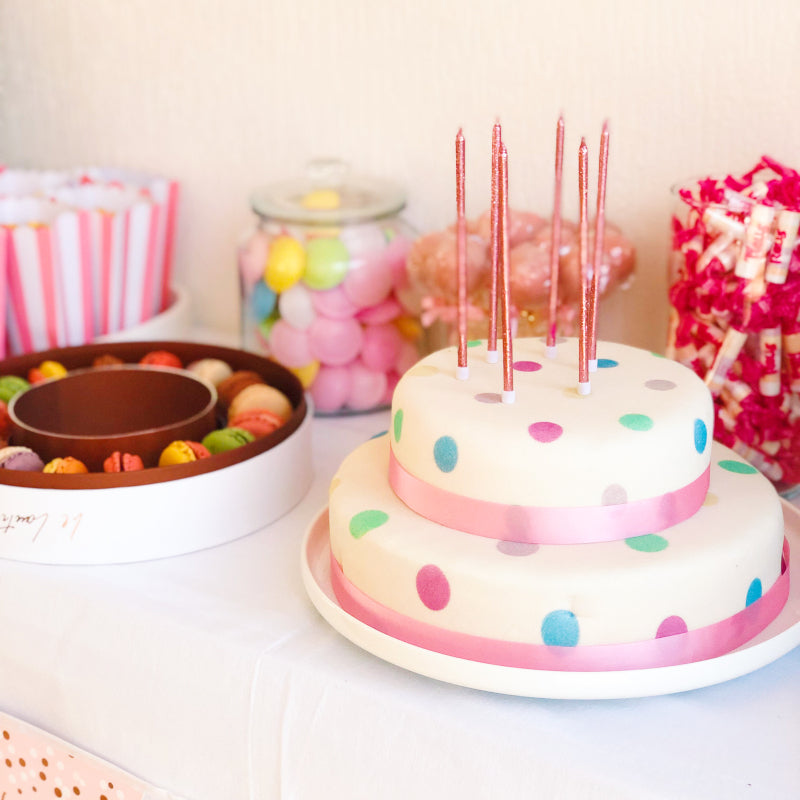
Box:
301, 501, 800, 699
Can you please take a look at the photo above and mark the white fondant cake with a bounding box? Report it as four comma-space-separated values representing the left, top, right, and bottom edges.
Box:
325, 338, 788, 669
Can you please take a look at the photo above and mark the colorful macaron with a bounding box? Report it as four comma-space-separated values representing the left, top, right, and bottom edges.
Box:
216, 370, 265, 409
140, 350, 183, 369
0, 446, 44, 471
186, 358, 233, 388
201, 427, 255, 454
28, 360, 68, 384
228, 408, 284, 439
43, 456, 89, 474
0, 375, 30, 404
103, 451, 145, 473
158, 440, 211, 467
227, 383, 292, 422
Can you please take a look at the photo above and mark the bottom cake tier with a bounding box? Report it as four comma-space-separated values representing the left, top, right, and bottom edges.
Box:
328, 436, 787, 669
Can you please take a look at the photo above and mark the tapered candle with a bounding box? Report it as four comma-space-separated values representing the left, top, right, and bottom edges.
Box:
578, 137, 590, 395
499, 141, 515, 403
456, 129, 468, 379
487, 121, 501, 364
588, 121, 609, 371
546, 115, 565, 358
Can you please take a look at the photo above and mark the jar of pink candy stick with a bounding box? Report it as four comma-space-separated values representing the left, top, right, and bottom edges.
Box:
668, 157, 800, 492
239, 159, 419, 414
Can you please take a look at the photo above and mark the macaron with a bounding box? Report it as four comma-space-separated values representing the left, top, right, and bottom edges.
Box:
201, 427, 255, 455
43, 456, 89, 474
28, 360, 68, 384
227, 383, 293, 422
140, 350, 183, 369
216, 370, 265, 409
0, 446, 44, 472
186, 358, 233, 388
158, 440, 211, 467
93, 353, 125, 367
103, 451, 145, 473
0, 401, 11, 439
228, 408, 284, 439
0, 375, 30, 404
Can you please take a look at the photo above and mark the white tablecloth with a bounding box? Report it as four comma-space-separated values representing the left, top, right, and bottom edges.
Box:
1, 412, 799, 800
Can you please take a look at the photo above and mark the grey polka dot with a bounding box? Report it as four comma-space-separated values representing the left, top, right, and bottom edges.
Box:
602, 484, 628, 505
645, 379, 677, 391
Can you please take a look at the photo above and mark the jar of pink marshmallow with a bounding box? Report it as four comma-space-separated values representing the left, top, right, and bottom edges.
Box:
238, 159, 419, 414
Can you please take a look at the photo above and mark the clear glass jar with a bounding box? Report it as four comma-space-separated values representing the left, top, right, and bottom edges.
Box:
237, 159, 419, 414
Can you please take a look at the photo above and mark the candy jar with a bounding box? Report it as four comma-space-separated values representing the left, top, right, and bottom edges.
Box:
238, 159, 420, 414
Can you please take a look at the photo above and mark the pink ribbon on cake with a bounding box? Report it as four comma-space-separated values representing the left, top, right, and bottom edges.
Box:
389, 451, 711, 544
330, 539, 790, 672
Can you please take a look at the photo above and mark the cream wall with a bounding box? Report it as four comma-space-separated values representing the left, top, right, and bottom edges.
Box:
1, 0, 799, 351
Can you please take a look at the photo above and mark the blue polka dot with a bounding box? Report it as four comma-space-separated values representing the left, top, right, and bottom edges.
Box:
597, 358, 618, 368
694, 419, 708, 453
433, 436, 458, 473
369, 430, 387, 440
541, 609, 579, 647
746, 578, 763, 607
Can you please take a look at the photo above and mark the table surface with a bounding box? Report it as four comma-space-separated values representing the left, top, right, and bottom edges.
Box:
1, 411, 799, 800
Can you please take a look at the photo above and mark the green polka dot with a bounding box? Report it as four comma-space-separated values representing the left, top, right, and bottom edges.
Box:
650, 351, 666, 358
619, 413, 654, 432
625, 534, 669, 552
393, 409, 403, 442
718, 459, 758, 475
467, 339, 482, 348
349, 510, 389, 539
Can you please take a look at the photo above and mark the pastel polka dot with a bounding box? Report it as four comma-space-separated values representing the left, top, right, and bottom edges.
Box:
625, 534, 669, 552
349, 509, 389, 539
467, 339, 482, 348
474, 392, 502, 403
416, 564, 450, 610
694, 418, 708, 453
504, 505, 533, 541
645, 379, 676, 390
528, 421, 563, 443
597, 358, 618, 368
497, 540, 539, 556
369, 430, 387, 439
513, 360, 542, 372
703, 492, 719, 506
393, 409, 403, 442
541, 610, 580, 647
719, 459, 759, 475
656, 616, 688, 638
602, 484, 628, 505
746, 578, 763, 607
433, 436, 458, 472
619, 413, 654, 432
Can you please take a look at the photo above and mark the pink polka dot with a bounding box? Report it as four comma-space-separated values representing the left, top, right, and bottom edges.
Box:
528, 421, 563, 442
656, 615, 688, 638
416, 564, 450, 610
474, 392, 502, 403
513, 360, 542, 372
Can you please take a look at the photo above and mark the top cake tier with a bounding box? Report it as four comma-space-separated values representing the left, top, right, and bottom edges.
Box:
389, 338, 715, 544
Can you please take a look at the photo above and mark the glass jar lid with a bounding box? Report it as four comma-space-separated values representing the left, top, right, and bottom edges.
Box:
251, 158, 406, 226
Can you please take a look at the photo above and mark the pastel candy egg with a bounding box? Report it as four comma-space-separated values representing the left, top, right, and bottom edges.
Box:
238, 228, 270, 289
311, 285, 359, 320
289, 359, 320, 389
308, 316, 363, 366
343, 251, 393, 308
361, 323, 403, 373
268, 318, 314, 367
251, 280, 277, 321
346, 360, 388, 411
395, 341, 420, 374
310, 365, 353, 413
338, 223, 387, 258
356, 297, 402, 325
383, 234, 413, 289
302, 188, 341, 210
303, 238, 349, 290
264, 235, 306, 293
278, 283, 316, 330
